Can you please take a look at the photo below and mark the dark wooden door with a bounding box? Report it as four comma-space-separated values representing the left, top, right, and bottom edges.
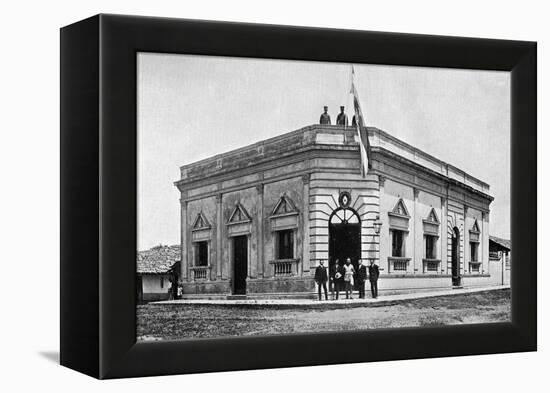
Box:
329, 223, 361, 287
233, 235, 248, 295
451, 227, 461, 286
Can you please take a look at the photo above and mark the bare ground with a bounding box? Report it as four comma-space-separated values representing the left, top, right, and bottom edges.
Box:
137, 288, 510, 341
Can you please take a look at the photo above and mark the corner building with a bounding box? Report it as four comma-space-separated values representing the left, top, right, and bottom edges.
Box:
175, 125, 497, 299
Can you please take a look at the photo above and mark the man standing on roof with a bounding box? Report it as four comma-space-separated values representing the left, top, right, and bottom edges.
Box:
336, 106, 348, 126
319, 106, 331, 125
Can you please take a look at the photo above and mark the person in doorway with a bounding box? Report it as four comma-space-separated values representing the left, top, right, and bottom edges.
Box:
368, 259, 380, 298
168, 277, 176, 300
343, 258, 356, 299
357, 260, 368, 299
314, 260, 329, 301
330, 259, 343, 300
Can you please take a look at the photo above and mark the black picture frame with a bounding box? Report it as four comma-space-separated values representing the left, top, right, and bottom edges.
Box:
60, 14, 536, 379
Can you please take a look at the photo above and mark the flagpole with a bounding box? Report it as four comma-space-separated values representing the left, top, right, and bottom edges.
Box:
345, 65, 352, 130
350, 64, 370, 177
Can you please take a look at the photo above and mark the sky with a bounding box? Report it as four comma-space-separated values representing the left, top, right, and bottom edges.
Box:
137, 53, 510, 250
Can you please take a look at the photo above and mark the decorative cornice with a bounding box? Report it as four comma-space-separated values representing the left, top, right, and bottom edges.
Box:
227, 202, 252, 225
388, 211, 411, 220
177, 151, 491, 215
371, 148, 492, 201
175, 124, 491, 206
371, 163, 491, 213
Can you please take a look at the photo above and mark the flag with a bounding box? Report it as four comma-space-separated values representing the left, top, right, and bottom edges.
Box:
350, 66, 371, 177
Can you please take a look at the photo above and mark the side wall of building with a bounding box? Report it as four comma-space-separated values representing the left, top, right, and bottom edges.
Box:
375, 178, 492, 292
180, 169, 314, 297
141, 274, 171, 301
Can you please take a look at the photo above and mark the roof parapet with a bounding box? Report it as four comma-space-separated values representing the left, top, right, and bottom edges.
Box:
176, 124, 490, 196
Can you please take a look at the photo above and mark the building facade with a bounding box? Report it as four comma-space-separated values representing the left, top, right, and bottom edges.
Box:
489, 236, 511, 286
137, 245, 180, 301
175, 124, 498, 299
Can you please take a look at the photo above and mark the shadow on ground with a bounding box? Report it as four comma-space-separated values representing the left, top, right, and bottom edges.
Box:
38, 351, 59, 364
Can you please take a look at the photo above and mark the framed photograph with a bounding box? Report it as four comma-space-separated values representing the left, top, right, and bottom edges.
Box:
60, 14, 536, 379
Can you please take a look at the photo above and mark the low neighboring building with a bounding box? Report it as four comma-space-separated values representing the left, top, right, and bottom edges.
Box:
489, 236, 511, 285
137, 245, 180, 301
174, 124, 501, 299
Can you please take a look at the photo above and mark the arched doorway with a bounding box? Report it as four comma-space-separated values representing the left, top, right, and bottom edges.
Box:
328, 207, 361, 286
451, 227, 461, 286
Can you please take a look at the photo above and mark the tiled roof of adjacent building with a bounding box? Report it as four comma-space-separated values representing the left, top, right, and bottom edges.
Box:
489, 236, 511, 251
137, 244, 181, 274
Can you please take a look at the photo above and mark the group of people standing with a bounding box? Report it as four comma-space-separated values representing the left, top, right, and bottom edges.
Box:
319, 105, 360, 127
314, 258, 380, 301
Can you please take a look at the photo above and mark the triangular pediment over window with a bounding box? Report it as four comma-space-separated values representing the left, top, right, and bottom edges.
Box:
425, 208, 440, 224
192, 212, 211, 230
271, 195, 299, 217
391, 198, 410, 217
471, 219, 480, 233
228, 203, 251, 224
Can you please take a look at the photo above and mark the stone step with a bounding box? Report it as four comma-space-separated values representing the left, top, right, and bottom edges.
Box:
226, 295, 248, 300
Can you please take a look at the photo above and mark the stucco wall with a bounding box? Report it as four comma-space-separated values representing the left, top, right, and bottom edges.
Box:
181, 174, 309, 295
221, 186, 258, 280
187, 196, 217, 280
142, 274, 171, 296
308, 172, 380, 268
464, 207, 489, 275
380, 178, 415, 273
263, 176, 304, 276
447, 200, 465, 276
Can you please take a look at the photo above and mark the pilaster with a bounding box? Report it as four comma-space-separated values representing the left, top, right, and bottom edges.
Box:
256, 184, 264, 278
180, 196, 188, 281
440, 196, 447, 274
413, 187, 419, 274
301, 173, 310, 274
378, 175, 389, 272
464, 206, 468, 275
215, 193, 223, 279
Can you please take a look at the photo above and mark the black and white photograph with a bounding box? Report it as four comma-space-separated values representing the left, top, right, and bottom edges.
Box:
1, 0, 543, 389
136, 54, 512, 341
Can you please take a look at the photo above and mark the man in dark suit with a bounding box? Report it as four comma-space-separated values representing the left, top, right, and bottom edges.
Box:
357, 261, 368, 299
314, 260, 329, 301
336, 106, 348, 126
368, 260, 380, 298
330, 259, 343, 300
319, 106, 331, 125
